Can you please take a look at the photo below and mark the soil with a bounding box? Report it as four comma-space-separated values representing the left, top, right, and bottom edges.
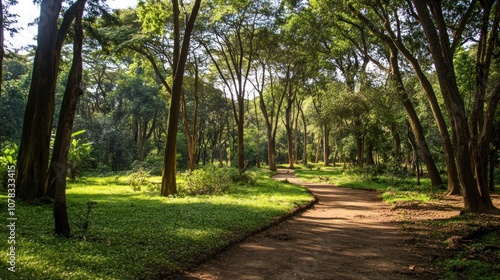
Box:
180, 169, 500, 280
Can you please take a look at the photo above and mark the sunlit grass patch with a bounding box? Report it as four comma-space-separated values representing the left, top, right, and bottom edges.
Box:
295, 165, 438, 204
0, 168, 313, 279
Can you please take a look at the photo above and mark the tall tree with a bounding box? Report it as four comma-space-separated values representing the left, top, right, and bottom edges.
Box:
47, 0, 86, 237
411, 0, 499, 212
249, 28, 286, 171
160, 0, 201, 195
101, 0, 201, 195
345, 0, 458, 192
199, 0, 275, 171
181, 51, 203, 171
16, 0, 88, 201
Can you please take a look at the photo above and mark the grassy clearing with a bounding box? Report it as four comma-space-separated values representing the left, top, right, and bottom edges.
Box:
294, 163, 437, 204
0, 168, 313, 279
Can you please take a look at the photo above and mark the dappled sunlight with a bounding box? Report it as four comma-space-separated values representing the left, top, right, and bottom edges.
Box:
0, 172, 313, 279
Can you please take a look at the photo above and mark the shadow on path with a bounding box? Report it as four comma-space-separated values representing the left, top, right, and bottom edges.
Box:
182, 169, 429, 280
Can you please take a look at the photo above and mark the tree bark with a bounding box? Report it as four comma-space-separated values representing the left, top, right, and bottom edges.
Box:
47, 0, 86, 236
388, 45, 444, 188
16, 0, 83, 201
161, 0, 201, 196
413, 0, 496, 212
323, 125, 330, 166
300, 106, 307, 165
284, 84, 296, 169
391, 123, 401, 163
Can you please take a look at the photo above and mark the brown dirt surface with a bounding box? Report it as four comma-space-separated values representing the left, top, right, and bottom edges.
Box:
180, 169, 500, 280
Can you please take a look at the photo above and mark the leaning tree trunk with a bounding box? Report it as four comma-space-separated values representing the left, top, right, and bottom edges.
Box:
413, 0, 493, 212
16, 0, 81, 201
388, 45, 444, 188
47, 0, 86, 237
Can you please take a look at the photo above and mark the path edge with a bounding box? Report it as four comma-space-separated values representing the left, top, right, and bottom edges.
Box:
177, 174, 318, 279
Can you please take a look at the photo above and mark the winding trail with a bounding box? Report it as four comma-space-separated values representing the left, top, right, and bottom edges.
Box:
182, 169, 428, 279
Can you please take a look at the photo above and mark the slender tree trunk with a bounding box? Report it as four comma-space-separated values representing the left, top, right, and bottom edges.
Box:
323, 125, 329, 166
161, 0, 201, 196
366, 142, 375, 166
181, 91, 198, 171
315, 133, 321, 164
300, 107, 307, 165
391, 123, 401, 163
349, 3, 456, 192
237, 95, 245, 171
356, 122, 364, 168
284, 86, 295, 169
285, 106, 294, 169
407, 124, 421, 185
388, 45, 444, 188
47, 0, 86, 236
267, 130, 277, 171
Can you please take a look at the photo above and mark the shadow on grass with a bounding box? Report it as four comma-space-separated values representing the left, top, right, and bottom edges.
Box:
0, 178, 312, 279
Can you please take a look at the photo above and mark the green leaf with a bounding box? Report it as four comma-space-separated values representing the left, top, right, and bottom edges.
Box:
71, 130, 87, 138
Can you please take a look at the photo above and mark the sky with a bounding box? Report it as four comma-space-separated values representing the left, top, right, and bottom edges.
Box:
6, 0, 138, 49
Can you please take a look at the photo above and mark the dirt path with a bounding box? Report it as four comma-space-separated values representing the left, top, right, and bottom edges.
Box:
181, 169, 433, 279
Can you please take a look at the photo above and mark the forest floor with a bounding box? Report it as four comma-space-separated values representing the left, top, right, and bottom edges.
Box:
181, 169, 500, 280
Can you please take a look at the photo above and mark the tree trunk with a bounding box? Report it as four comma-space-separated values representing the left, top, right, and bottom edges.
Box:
285, 105, 294, 169
349, 3, 457, 192
300, 107, 307, 165
315, 133, 321, 164
47, 0, 86, 236
323, 125, 329, 166
413, 0, 495, 212
356, 123, 364, 168
407, 124, 421, 185
16, 0, 83, 201
391, 123, 401, 163
285, 87, 295, 169
237, 95, 245, 171
388, 45, 444, 188
366, 142, 375, 166
161, 0, 201, 196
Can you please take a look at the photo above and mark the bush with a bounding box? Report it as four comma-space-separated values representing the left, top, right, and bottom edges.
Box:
128, 168, 159, 192
180, 165, 231, 195
179, 166, 256, 195
132, 155, 164, 176
0, 143, 17, 188
230, 170, 256, 185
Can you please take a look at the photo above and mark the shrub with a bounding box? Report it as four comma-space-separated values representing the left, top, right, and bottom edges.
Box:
230, 170, 256, 185
0, 143, 17, 188
128, 167, 157, 192
180, 165, 231, 195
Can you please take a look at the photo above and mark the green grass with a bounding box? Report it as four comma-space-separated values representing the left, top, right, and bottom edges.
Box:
440, 230, 500, 280
0, 169, 313, 279
294, 164, 437, 204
